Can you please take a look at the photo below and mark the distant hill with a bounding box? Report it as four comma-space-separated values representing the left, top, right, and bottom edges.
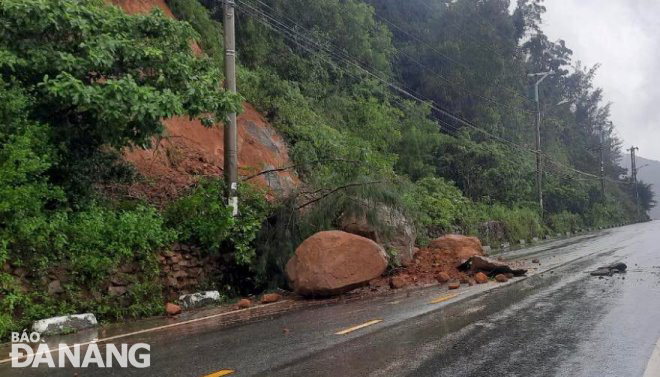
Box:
621, 155, 660, 219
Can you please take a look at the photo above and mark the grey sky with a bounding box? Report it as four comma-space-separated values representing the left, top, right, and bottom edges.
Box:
539, 0, 660, 161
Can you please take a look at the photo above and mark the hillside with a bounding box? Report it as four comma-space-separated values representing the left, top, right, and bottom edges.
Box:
0, 0, 654, 339
621, 155, 660, 219
108, 0, 298, 204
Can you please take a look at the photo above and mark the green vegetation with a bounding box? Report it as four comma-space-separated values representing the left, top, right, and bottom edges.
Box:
0, 0, 239, 338
167, 0, 224, 66
165, 179, 270, 266
0, 0, 654, 338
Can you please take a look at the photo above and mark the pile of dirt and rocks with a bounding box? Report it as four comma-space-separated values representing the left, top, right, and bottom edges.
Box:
360, 235, 529, 294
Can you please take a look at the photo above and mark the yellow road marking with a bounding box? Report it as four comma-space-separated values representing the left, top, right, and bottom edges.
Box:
335, 319, 383, 335
203, 370, 235, 377
429, 293, 458, 304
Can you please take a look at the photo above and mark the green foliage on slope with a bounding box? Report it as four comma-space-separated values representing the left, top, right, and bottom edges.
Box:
0, 0, 242, 339
0, 0, 654, 339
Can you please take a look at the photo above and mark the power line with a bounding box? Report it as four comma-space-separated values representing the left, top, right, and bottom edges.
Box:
245, 0, 535, 118
239, 0, 537, 154
236, 0, 629, 189
369, 4, 534, 106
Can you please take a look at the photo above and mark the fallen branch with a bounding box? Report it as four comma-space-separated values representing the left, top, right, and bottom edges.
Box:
241, 159, 360, 182
296, 181, 383, 210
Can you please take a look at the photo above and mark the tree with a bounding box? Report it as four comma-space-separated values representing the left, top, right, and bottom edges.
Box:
636, 181, 656, 215
0, 0, 241, 201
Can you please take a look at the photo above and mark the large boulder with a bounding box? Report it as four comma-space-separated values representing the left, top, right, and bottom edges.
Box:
339, 206, 417, 264
428, 235, 484, 263
286, 231, 388, 296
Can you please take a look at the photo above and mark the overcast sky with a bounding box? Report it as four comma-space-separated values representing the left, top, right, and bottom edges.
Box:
538, 0, 660, 161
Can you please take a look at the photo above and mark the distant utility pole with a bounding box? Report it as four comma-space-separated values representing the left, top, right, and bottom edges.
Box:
528, 71, 554, 219
599, 124, 605, 201
224, 0, 238, 216
628, 146, 640, 221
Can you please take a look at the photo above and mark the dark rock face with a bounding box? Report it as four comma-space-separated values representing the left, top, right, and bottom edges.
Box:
339, 206, 417, 265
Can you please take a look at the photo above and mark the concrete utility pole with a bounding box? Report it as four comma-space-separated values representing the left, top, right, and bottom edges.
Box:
529, 71, 554, 218
628, 146, 640, 221
224, 0, 238, 216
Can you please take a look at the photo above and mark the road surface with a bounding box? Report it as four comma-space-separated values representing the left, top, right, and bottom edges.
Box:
2, 221, 660, 376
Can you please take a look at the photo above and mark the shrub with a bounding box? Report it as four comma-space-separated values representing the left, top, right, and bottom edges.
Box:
165, 179, 270, 266
547, 211, 582, 234
405, 177, 470, 240
62, 205, 175, 284
0, 0, 241, 202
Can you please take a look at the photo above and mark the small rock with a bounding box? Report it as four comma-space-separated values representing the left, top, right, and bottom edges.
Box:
238, 298, 251, 309
495, 274, 509, 283
448, 281, 461, 290
12, 267, 26, 278
48, 280, 64, 295
436, 272, 450, 283
468, 279, 475, 286
261, 293, 281, 304
607, 262, 627, 272
108, 285, 127, 296
110, 275, 128, 286
474, 272, 488, 284
389, 275, 407, 289
165, 303, 181, 316
505, 273, 514, 279
459, 275, 469, 284
532, 259, 540, 264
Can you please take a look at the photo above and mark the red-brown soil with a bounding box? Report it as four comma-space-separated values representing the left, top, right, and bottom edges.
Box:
364, 235, 486, 292
122, 103, 299, 204
110, 0, 173, 17
109, 0, 299, 204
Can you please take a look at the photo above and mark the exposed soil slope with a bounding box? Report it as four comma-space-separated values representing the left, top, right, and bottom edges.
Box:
110, 0, 173, 16
124, 103, 299, 203
111, 0, 299, 203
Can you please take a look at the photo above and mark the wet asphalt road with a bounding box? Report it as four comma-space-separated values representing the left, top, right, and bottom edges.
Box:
2, 221, 660, 376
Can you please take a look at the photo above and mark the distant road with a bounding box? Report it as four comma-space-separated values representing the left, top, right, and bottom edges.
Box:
2, 222, 660, 376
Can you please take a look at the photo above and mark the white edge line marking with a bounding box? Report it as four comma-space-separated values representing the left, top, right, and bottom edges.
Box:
0, 300, 290, 365
643, 337, 660, 377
